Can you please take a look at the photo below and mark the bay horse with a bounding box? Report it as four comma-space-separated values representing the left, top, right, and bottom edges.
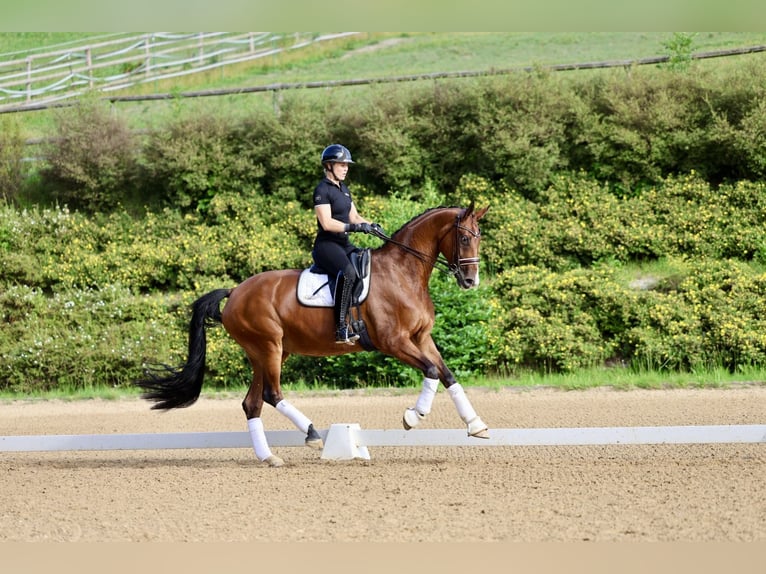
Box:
136, 203, 490, 466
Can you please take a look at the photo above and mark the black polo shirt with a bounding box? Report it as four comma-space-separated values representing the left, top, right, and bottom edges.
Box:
313, 177, 353, 244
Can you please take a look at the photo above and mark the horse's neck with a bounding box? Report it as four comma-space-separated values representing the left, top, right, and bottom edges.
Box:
402, 229, 440, 259
383, 243, 435, 289
382, 213, 453, 286
407, 211, 454, 260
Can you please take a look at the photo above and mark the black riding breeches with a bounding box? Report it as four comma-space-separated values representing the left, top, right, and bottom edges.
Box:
312, 240, 358, 284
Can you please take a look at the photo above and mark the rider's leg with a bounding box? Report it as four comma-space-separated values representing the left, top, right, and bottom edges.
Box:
334, 267, 359, 344
312, 242, 359, 344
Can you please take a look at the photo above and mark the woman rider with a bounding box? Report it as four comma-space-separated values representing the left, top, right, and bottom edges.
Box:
312, 144, 382, 344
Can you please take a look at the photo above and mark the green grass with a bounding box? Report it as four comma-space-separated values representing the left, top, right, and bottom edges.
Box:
7, 31, 766, 139
161, 32, 766, 86
610, 257, 691, 292
0, 33, 128, 58
0, 384, 144, 402
1, 366, 763, 403
465, 366, 766, 391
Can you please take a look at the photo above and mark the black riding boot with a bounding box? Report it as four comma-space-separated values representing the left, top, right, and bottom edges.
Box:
334, 272, 359, 344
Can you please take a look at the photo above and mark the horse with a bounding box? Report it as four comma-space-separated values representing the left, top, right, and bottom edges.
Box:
136, 203, 490, 467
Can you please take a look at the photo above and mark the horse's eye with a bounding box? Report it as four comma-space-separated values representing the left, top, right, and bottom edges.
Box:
460, 235, 471, 246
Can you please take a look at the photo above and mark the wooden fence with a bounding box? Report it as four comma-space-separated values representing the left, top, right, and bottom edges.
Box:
4, 40, 766, 117
0, 32, 361, 113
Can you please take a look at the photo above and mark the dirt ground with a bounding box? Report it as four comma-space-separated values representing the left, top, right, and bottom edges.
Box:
1, 385, 764, 542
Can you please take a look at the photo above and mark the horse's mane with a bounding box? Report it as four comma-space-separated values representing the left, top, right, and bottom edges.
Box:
389, 205, 461, 240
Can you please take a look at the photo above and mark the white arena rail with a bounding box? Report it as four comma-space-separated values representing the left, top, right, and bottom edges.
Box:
1, 424, 764, 460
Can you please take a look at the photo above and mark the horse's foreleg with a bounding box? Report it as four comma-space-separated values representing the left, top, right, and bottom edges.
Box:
402, 376, 439, 430
446, 383, 489, 438
403, 378, 488, 437
398, 342, 489, 438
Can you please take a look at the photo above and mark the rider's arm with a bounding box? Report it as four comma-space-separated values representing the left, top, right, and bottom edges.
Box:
348, 202, 370, 225
314, 204, 348, 233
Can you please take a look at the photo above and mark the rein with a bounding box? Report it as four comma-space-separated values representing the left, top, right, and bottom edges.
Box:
371, 213, 480, 277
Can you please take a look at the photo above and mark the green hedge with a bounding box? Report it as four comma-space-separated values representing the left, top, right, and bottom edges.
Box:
10, 59, 766, 212
4, 60, 766, 391
3, 173, 766, 391
472, 173, 766, 274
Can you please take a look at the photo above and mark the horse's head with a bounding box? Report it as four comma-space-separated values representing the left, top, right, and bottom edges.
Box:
447, 203, 489, 289
386, 203, 489, 288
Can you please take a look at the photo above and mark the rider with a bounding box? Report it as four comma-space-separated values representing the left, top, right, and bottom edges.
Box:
312, 144, 382, 345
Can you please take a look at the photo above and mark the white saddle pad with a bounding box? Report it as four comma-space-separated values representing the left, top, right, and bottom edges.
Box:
296, 269, 371, 307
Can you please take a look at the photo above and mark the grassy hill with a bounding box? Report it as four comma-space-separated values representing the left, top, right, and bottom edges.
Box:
4, 31, 766, 138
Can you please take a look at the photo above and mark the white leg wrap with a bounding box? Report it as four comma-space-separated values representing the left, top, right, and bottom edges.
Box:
403, 377, 440, 430
247, 417, 273, 461
447, 384, 488, 436
447, 383, 476, 422
275, 399, 311, 434
414, 377, 439, 415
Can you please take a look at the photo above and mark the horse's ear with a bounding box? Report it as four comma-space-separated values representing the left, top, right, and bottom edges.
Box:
463, 202, 488, 220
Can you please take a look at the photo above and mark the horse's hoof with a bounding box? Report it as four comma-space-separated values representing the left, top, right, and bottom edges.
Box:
305, 424, 323, 449
306, 437, 324, 450
402, 407, 424, 430
467, 416, 489, 439
264, 455, 285, 467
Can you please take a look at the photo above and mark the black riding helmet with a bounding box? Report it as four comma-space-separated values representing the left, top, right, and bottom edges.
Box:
321, 144, 354, 167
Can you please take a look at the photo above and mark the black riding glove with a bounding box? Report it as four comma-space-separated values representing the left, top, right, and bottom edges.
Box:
370, 223, 386, 236
346, 223, 372, 234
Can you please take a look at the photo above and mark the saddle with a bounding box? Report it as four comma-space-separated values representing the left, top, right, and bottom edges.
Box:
296, 249, 372, 308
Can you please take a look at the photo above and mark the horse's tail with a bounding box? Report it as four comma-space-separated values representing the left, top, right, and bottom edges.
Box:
136, 288, 232, 410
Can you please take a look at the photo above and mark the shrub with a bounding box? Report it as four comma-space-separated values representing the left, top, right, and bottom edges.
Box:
0, 116, 26, 203
347, 96, 426, 193
735, 98, 766, 180
144, 113, 264, 212
40, 98, 140, 212
409, 81, 485, 196
622, 259, 766, 373
0, 284, 186, 393
238, 96, 331, 204
486, 265, 630, 373
475, 72, 573, 198
10, 57, 766, 391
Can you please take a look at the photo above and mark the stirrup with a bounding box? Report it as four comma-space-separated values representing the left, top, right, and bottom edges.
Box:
335, 325, 360, 345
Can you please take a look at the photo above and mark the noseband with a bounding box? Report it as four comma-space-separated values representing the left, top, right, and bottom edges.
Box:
372, 211, 481, 278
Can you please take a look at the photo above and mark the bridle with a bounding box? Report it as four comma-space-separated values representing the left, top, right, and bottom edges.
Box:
371, 211, 481, 278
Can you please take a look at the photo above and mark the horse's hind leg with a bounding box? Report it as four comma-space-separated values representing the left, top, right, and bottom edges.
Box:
242, 362, 285, 468
274, 400, 323, 450
260, 351, 324, 451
